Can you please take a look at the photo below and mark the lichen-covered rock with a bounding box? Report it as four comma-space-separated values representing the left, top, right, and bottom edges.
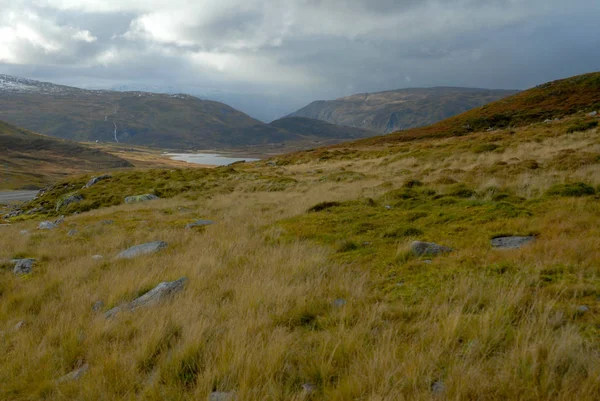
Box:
185, 219, 215, 229
13, 258, 35, 275
124, 194, 159, 204
57, 364, 89, 383
56, 194, 83, 211
116, 241, 168, 259
83, 174, 112, 189
209, 391, 236, 401
105, 277, 187, 318
410, 241, 452, 256
491, 236, 535, 249
39, 215, 64, 230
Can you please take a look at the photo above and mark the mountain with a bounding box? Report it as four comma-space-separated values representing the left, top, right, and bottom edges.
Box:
343, 71, 600, 147
0, 119, 132, 189
288, 87, 520, 133
0, 75, 300, 149
269, 117, 375, 141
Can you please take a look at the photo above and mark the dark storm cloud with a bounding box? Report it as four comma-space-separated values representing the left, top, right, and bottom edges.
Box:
0, 0, 599, 121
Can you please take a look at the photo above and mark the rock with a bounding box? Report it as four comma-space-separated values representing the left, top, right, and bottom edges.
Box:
83, 174, 112, 189
38, 215, 64, 230
185, 219, 215, 229
410, 241, 452, 257
0, 223, 10, 227
92, 301, 104, 312
14, 320, 25, 330
332, 298, 347, 308
124, 194, 159, 204
19, 230, 29, 236
209, 392, 236, 401
302, 383, 316, 394
423, 259, 433, 264
116, 241, 168, 259
385, 205, 393, 210
266, 161, 277, 167
56, 194, 83, 211
57, 363, 89, 383
431, 380, 446, 395
577, 305, 589, 314
491, 236, 535, 249
68, 229, 78, 237
92, 255, 104, 261
100, 220, 114, 225
25, 207, 46, 215
3, 209, 23, 219
105, 277, 187, 318
13, 258, 35, 275
544, 119, 553, 123
588, 110, 598, 117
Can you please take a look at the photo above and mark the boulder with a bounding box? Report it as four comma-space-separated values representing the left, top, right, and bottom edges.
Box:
39, 215, 64, 230
57, 364, 89, 383
185, 219, 215, 229
588, 110, 598, 117
12, 258, 35, 275
68, 229, 78, 237
116, 241, 168, 259
410, 241, 452, 256
92, 301, 104, 312
209, 392, 236, 401
56, 194, 83, 211
92, 255, 104, 261
491, 236, 535, 249
83, 174, 112, 189
332, 298, 347, 308
124, 194, 159, 204
19, 230, 29, 236
105, 277, 187, 318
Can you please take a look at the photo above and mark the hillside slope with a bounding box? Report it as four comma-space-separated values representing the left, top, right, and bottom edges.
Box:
0, 120, 132, 189
289, 87, 519, 133
335, 71, 600, 147
269, 116, 375, 141
0, 75, 299, 149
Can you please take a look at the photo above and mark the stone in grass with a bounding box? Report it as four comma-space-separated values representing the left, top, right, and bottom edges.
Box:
38, 215, 64, 230
68, 229, 78, 237
19, 230, 29, 236
13, 258, 35, 275
124, 194, 159, 204
105, 277, 187, 318
302, 383, 316, 394
57, 363, 89, 383
491, 236, 535, 249
92, 255, 104, 261
577, 305, 590, 314
116, 241, 168, 259
83, 174, 112, 189
209, 392, 236, 401
332, 298, 347, 308
410, 241, 452, 257
56, 194, 83, 212
185, 219, 215, 229
92, 301, 104, 312
432, 380, 446, 395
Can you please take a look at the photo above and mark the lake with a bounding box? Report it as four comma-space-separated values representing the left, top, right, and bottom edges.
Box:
167, 153, 260, 166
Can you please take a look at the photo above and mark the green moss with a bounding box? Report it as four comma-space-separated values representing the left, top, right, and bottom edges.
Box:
547, 182, 596, 197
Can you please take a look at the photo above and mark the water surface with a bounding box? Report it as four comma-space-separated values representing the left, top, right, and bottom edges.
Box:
167, 153, 260, 166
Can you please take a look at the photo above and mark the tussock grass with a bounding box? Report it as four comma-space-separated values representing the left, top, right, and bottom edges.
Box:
1, 120, 600, 400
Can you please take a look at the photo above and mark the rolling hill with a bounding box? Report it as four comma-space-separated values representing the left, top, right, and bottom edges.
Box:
269, 117, 375, 141
341, 71, 600, 147
0, 75, 377, 150
0, 120, 132, 189
288, 87, 520, 133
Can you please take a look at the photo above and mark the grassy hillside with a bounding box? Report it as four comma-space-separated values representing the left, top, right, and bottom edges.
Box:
269, 116, 375, 141
0, 120, 133, 190
289, 87, 519, 133
343, 72, 600, 146
1, 102, 599, 400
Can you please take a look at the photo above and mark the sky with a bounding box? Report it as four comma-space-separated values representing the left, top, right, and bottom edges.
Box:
0, 0, 599, 121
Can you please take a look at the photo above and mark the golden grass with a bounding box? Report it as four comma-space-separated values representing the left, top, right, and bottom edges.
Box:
1, 122, 599, 400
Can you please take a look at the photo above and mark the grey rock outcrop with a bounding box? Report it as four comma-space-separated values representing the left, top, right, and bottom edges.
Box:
83, 174, 112, 189
588, 110, 598, 117
124, 194, 159, 204
116, 241, 168, 259
410, 241, 452, 256
185, 219, 214, 229
491, 236, 535, 249
38, 215, 64, 230
13, 258, 35, 275
209, 391, 236, 401
57, 364, 89, 383
56, 194, 83, 211
105, 277, 187, 318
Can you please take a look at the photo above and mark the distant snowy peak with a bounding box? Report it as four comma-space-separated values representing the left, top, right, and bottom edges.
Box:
0, 74, 78, 94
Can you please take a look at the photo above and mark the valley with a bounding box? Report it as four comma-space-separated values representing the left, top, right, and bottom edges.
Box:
0, 72, 599, 400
